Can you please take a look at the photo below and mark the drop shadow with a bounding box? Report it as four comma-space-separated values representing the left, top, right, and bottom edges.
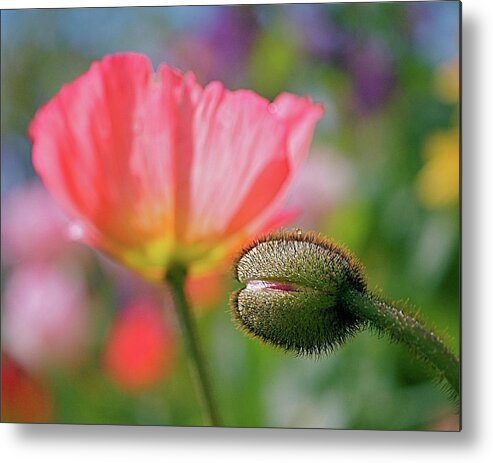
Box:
459, 9, 479, 446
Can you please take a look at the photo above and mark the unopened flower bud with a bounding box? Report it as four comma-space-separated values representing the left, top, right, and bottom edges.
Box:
230, 230, 367, 354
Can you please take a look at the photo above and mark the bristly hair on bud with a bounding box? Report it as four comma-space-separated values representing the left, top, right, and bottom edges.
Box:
230, 229, 368, 355
229, 229, 460, 400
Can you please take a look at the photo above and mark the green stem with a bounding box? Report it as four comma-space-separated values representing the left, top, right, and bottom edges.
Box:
166, 264, 221, 426
345, 289, 460, 398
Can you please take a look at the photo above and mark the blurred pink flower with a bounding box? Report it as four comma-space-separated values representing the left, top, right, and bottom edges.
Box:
29, 52, 323, 280
285, 150, 353, 229
2, 262, 88, 372
1, 182, 77, 265
103, 298, 175, 392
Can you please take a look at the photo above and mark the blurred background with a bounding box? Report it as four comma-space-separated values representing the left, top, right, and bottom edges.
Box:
1, 2, 459, 430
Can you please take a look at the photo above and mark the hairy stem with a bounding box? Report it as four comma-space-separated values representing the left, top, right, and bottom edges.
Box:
166, 264, 221, 426
345, 288, 460, 397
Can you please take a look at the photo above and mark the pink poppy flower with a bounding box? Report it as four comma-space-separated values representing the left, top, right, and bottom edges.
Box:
29, 53, 323, 280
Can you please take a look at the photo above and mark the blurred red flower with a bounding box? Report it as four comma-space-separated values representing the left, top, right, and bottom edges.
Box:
103, 298, 175, 392
1, 354, 53, 423
29, 52, 323, 280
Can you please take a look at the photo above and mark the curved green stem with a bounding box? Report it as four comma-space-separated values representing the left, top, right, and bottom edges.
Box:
166, 264, 221, 426
345, 288, 460, 398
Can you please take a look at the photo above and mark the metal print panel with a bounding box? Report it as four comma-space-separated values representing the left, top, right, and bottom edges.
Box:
1, 1, 460, 430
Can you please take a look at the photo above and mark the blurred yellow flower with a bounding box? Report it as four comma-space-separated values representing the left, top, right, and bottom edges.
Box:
416, 129, 459, 209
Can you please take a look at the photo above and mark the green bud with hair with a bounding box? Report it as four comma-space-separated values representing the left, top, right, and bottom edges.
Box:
231, 230, 366, 354
230, 229, 460, 399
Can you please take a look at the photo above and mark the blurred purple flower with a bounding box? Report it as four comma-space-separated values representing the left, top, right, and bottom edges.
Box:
286, 6, 395, 114
285, 5, 342, 60
285, 150, 353, 229
206, 7, 258, 76
345, 39, 395, 114
2, 262, 88, 372
168, 6, 259, 85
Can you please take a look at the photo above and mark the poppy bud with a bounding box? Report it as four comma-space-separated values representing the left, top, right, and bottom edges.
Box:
230, 230, 367, 354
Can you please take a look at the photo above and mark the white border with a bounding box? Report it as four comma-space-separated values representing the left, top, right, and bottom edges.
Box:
2, 0, 493, 462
